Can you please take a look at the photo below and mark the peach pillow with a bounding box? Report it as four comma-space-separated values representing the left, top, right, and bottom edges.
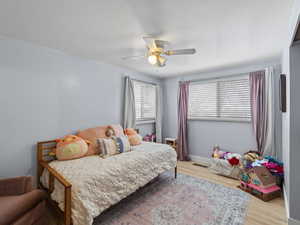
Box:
124, 128, 142, 146
77, 124, 125, 156
77, 126, 108, 156
124, 128, 138, 136
128, 134, 142, 146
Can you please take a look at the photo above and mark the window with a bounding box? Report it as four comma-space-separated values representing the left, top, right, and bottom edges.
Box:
188, 75, 251, 121
133, 80, 156, 121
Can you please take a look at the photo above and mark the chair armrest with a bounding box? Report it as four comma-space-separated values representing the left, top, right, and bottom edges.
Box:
0, 189, 47, 225
0, 176, 33, 196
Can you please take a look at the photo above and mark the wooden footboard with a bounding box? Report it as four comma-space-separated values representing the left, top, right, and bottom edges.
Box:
37, 140, 72, 225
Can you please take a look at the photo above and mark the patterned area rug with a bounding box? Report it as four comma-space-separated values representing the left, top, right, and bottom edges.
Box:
93, 172, 249, 225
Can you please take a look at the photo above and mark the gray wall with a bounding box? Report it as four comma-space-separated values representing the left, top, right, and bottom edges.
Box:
281, 1, 300, 223
289, 43, 300, 222
281, 47, 291, 209
162, 63, 282, 158
282, 43, 300, 222
0, 38, 160, 178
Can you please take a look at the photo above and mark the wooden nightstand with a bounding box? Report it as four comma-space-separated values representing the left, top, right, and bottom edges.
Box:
165, 138, 177, 150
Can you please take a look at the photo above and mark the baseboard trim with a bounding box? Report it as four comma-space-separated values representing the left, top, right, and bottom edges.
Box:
289, 218, 300, 225
283, 184, 290, 219
189, 155, 210, 167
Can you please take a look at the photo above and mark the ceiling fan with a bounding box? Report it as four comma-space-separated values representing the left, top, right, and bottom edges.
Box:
122, 37, 196, 67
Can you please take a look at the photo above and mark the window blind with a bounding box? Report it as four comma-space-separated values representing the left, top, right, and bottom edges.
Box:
133, 81, 156, 121
188, 75, 251, 120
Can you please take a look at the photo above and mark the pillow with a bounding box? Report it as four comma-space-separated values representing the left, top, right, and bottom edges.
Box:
98, 138, 119, 158
109, 124, 125, 137
124, 128, 138, 136
55, 135, 88, 161
77, 126, 108, 156
77, 125, 125, 156
127, 134, 142, 146
124, 128, 142, 146
112, 136, 131, 153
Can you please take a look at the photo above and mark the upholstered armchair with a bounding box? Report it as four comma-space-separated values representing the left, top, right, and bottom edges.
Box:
0, 176, 47, 225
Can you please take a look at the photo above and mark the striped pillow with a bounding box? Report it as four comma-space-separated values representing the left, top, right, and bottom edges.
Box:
112, 136, 131, 153
97, 136, 130, 158
98, 138, 119, 158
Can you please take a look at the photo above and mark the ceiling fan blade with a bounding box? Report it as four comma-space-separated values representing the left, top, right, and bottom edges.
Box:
154, 40, 169, 49
165, 48, 196, 56
121, 55, 145, 60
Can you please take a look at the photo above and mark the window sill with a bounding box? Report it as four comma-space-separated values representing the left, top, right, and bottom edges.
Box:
188, 117, 251, 123
136, 120, 156, 125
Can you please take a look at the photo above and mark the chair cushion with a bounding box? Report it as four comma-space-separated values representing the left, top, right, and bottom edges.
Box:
0, 190, 47, 225
12, 201, 46, 225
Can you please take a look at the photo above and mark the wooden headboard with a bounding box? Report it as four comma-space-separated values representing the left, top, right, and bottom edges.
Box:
36, 140, 57, 180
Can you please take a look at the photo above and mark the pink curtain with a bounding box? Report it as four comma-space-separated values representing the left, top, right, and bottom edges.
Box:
177, 81, 190, 161
249, 70, 267, 155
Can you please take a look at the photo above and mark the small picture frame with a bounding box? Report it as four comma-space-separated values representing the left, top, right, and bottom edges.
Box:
279, 74, 286, 113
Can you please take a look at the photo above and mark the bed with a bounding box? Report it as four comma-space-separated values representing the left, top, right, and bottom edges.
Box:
37, 141, 177, 225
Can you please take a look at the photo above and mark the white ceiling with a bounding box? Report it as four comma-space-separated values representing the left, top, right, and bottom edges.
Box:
0, 0, 294, 77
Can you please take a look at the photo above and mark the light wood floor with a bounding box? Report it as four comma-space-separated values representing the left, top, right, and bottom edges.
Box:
49, 161, 287, 225
177, 161, 287, 225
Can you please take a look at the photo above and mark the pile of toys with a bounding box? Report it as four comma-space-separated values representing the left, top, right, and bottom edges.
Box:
212, 146, 242, 166
239, 151, 284, 201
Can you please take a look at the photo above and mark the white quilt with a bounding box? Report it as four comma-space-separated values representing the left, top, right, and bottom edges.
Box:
41, 142, 177, 225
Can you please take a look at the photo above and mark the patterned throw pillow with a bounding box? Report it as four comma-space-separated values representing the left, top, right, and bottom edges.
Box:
98, 138, 119, 158
112, 136, 131, 153
97, 136, 130, 158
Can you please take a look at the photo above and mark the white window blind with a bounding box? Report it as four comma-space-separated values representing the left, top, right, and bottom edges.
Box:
133, 80, 156, 121
188, 75, 251, 121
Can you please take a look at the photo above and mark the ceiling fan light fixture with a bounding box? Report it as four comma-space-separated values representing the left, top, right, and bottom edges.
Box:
123, 37, 196, 67
158, 56, 166, 67
148, 55, 158, 65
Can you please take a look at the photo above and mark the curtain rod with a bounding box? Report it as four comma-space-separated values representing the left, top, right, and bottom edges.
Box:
131, 78, 158, 86
182, 68, 266, 84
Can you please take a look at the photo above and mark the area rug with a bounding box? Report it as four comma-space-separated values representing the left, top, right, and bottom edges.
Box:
93, 172, 249, 225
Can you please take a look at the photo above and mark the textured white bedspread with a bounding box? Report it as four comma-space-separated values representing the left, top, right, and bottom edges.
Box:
41, 142, 177, 225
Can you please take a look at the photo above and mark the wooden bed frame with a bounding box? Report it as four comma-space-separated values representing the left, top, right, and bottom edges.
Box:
37, 140, 72, 225
37, 139, 177, 225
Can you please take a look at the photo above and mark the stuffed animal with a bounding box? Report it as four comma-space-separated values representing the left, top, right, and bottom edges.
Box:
105, 127, 116, 137
242, 150, 262, 169
53, 135, 89, 161
124, 128, 142, 146
243, 151, 261, 162
224, 152, 242, 166
212, 146, 226, 159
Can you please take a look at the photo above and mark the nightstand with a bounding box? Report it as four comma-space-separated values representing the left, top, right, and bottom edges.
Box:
165, 138, 177, 150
